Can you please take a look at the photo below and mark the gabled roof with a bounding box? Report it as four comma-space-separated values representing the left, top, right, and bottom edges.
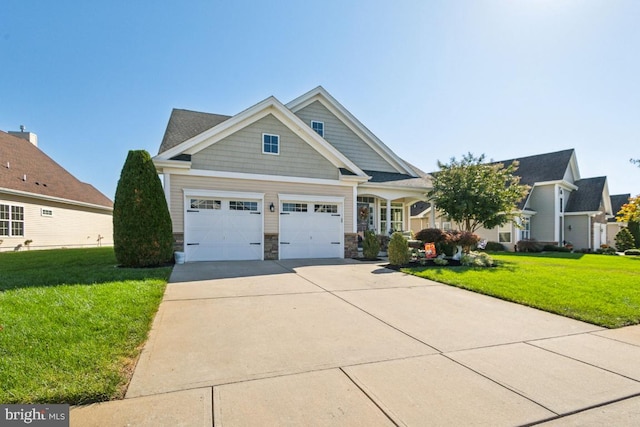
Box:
495, 149, 576, 187
154, 96, 367, 178
158, 109, 231, 155
609, 193, 631, 222
286, 86, 418, 177
410, 200, 431, 216
565, 176, 608, 213
0, 131, 113, 209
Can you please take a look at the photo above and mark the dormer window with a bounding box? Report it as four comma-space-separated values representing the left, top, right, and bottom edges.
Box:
262, 133, 279, 155
311, 121, 324, 137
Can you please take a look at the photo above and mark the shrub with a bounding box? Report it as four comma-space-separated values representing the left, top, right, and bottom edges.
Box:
484, 241, 505, 251
624, 249, 640, 256
615, 228, 636, 252
445, 230, 480, 253
543, 245, 571, 253
362, 230, 380, 259
460, 251, 494, 267
388, 232, 410, 266
628, 221, 640, 248
596, 247, 617, 255
414, 228, 445, 243
433, 255, 449, 266
113, 150, 174, 267
517, 239, 543, 253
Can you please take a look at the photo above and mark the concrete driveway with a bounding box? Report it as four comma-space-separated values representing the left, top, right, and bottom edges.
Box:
72, 259, 640, 426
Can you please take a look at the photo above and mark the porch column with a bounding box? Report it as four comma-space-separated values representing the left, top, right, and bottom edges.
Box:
386, 199, 391, 234
430, 202, 436, 228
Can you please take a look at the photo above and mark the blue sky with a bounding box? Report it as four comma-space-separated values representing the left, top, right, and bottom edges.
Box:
1, 1, 638, 199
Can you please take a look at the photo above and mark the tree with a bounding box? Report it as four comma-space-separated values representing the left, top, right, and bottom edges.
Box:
631, 158, 640, 168
614, 228, 635, 252
427, 153, 530, 233
617, 195, 640, 248
362, 230, 380, 260
113, 150, 174, 267
388, 232, 410, 266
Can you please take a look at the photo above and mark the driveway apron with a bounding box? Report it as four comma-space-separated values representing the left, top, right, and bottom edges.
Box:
71, 259, 640, 426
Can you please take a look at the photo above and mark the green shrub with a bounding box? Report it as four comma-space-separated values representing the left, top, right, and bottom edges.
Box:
628, 221, 640, 248
433, 256, 449, 266
596, 247, 617, 255
543, 245, 571, 252
460, 251, 494, 267
615, 228, 636, 252
113, 150, 174, 267
624, 249, 640, 256
517, 239, 543, 253
414, 228, 445, 243
362, 230, 380, 259
388, 232, 410, 266
484, 241, 505, 251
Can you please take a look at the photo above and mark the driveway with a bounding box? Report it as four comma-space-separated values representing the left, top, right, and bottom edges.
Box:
72, 259, 640, 426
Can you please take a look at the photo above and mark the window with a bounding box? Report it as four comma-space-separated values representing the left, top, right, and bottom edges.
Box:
1, 204, 24, 237
314, 204, 337, 213
380, 203, 403, 233
41, 208, 53, 217
311, 121, 324, 137
190, 199, 221, 210
262, 133, 279, 155
441, 222, 451, 230
282, 203, 307, 212
230, 201, 258, 211
521, 217, 531, 240
498, 223, 512, 243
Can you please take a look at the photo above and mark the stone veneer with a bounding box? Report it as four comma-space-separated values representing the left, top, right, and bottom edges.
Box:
264, 233, 279, 260
344, 233, 358, 258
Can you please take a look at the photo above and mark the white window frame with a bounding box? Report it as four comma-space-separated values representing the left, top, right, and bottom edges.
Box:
498, 223, 512, 243
1, 204, 24, 237
311, 120, 324, 137
41, 208, 54, 217
380, 202, 404, 233
262, 133, 280, 155
521, 217, 531, 240
442, 221, 451, 230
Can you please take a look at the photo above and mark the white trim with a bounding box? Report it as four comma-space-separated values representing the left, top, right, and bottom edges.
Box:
0, 187, 112, 212
278, 194, 344, 203
40, 208, 54, 217
352, 186, 358, 233
286, 86, 416, 176
563, 211, 601, 216
262, 133, 280, 155
163, 173, 171, 207
154, 159, 191, 170
183, 188, 265, 200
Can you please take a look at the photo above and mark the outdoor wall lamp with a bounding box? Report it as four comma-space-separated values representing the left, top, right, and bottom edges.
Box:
568, 225, 572, 231
269, 202, 275, 213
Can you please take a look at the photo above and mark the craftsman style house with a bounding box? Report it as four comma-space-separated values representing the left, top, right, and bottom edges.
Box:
0, 130, 113, 251
153, 87, 430, 262
411, 149, 616, 251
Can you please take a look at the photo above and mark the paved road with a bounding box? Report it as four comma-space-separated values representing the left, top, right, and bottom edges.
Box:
72, 259, 640, 426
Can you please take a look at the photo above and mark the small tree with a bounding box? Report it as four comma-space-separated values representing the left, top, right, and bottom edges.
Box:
428, 153, 530, 233
616, 195, 640, 248
615, 228, 635, 252
388, 232, 410, 266
362, 230, 380, 260
113, 150, 173, 267
414, 228, 445, 244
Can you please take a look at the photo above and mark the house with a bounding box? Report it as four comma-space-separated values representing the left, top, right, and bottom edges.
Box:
411, 149, 615, 251
607, 193, 631, 247
0, 129, 113, 252
153, 86, 430, 262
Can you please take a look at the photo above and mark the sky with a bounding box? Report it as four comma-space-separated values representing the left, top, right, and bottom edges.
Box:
1, 0, 639, 200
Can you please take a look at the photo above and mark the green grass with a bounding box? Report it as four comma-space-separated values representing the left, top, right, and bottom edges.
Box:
402, 252, 640, 329
0, 247, 171, 404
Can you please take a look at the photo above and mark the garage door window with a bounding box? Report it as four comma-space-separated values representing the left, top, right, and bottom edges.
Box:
230, 201, 258, 211
190, 199, 221, 210
314, 204, 338, 213
282, 203, 307, 212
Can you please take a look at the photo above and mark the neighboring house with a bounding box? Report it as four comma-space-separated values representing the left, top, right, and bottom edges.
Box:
607, 193, 631, 247
411, 149, 615, 251
153, 86, 430, 262
0, 130, 113, 252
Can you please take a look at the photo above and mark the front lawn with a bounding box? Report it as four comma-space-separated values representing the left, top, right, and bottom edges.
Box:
402, 252, 640, 328
0, 247, 171, 404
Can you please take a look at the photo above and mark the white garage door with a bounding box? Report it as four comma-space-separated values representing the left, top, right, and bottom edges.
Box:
185, 197, 263, 262
280, 201, 343, 259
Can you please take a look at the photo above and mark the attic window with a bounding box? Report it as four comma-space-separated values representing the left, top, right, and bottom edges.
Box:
41, 208, 53, 217
311, 121, 324, 137
262, 134, 279, 155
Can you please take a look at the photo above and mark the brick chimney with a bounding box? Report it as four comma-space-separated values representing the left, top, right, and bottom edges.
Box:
9, 125, 38, 147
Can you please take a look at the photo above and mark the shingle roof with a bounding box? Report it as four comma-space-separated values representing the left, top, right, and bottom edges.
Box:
411, 201, 431, 216
0, 131, 113, 208
609, 193, 631, 222
565, 176, 607, 213
495, 149, 575, 187
158, 109, 231, 154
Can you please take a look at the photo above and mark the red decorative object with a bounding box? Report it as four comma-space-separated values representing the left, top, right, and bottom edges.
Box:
424, 242, 437, 259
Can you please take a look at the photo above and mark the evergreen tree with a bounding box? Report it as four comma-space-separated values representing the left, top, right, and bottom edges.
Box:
113, 150, 173, 267
388, 232, 410, 266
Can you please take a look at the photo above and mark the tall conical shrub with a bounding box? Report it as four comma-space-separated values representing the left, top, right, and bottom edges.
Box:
113, 150, 173, 267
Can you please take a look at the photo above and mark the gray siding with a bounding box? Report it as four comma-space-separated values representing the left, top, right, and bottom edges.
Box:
528, 185, 556, 242
191, 114, 338, 180
294, 101, 396, 173
564, 216, 589, 249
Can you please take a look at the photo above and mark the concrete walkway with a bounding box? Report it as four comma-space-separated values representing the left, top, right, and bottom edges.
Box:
71, 259, 640, 426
